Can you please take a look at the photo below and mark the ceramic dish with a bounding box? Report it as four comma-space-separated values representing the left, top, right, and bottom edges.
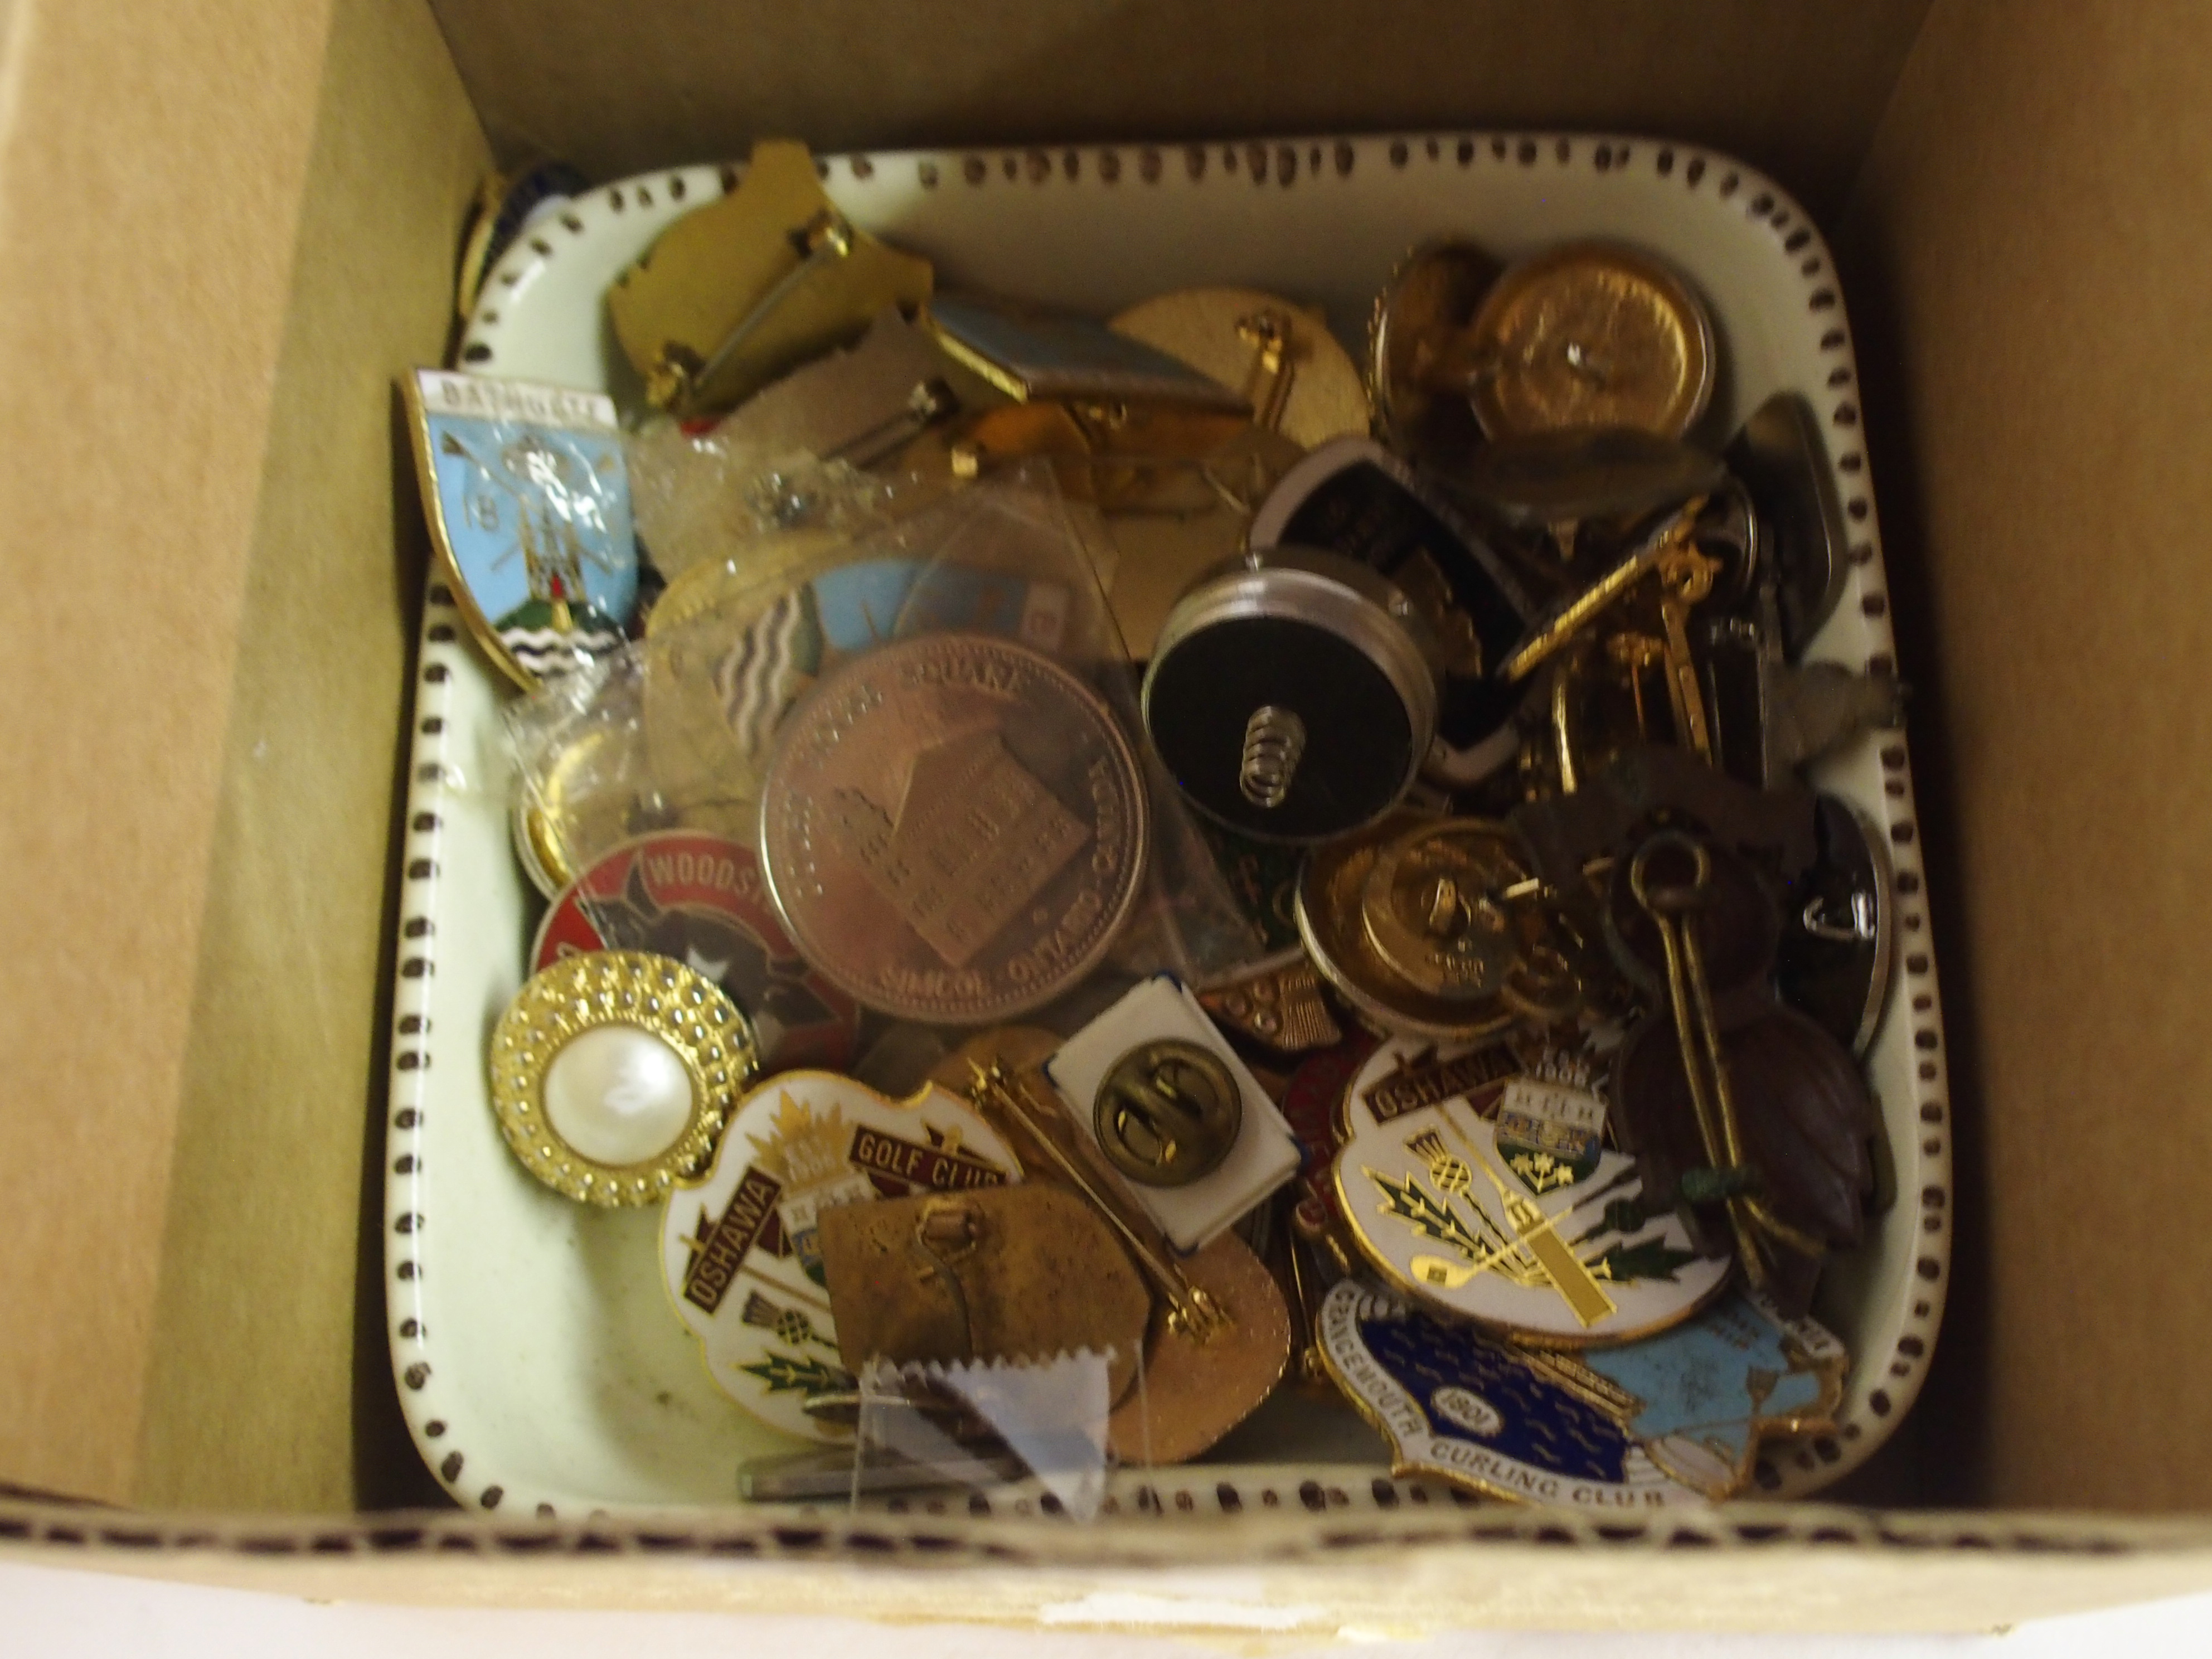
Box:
389, 132, 1950, 1516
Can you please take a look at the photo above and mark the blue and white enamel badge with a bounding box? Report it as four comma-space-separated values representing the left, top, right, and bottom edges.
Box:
406, 369, 638, 686
1317, 1279, 1846, 1508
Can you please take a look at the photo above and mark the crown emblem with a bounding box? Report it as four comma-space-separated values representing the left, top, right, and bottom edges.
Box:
748, 1094, 853, 1192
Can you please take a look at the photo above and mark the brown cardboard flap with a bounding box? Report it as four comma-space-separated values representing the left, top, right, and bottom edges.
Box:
429, 0, 1933, 222
1841, 0, 2212, 1511
6, 1498, 2212, 1632
132, 0, 490, 1514
0, 0, 344, 1507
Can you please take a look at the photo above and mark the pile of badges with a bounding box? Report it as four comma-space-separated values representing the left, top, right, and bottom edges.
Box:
411, 142, 1898, 1512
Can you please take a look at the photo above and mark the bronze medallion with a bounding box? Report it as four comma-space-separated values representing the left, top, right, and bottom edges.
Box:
760, 634, 1148, 1024
1092, 1039, 1244, 1189
1463, 242, 1715, 439
1360, 819, 1530, 1001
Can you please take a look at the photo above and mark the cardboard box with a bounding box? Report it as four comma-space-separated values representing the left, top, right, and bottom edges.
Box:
4, 0, 2212, 1633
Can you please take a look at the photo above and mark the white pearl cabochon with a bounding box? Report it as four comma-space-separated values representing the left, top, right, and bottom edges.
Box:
543, 1024, 696, 1166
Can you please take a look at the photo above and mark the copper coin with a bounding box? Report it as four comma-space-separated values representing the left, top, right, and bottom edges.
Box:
760, 634, 1149, 1024
1104, 1229, 1291, 1465
1462, 242, 1715, 440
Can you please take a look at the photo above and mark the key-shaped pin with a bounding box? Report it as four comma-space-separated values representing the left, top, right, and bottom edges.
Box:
1628, 832, 1826, 1292
1654, 538, 1723, 764
1500, 497, 1707, 685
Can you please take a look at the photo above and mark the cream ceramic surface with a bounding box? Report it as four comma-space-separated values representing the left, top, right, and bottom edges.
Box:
391, 132, 1949, 1517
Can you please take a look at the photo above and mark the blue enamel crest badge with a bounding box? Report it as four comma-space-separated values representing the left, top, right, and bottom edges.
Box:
406, 369, 638, 686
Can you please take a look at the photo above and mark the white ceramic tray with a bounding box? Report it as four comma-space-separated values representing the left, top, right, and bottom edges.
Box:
387, 132, 1951, 1519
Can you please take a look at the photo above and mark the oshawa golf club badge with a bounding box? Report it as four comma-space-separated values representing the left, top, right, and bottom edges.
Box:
1332, 1036, 1729, 1343
661, 1072, 1022, 1442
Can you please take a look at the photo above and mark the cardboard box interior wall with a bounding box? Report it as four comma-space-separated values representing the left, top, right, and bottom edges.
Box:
5, 0, 2212, 1629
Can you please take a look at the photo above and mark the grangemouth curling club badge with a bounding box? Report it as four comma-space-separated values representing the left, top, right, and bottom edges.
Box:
1317, 1279, 1848, 1509
1333, 1036, 1729, 1344
405, 368, 638, 686
660, 1072, 1023, 1442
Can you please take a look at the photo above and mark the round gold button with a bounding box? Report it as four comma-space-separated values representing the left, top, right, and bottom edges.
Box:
1459, 242, 1715, 440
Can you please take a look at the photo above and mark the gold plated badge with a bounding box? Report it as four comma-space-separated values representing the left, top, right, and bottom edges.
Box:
1332, 1038, 1729, 1346
487, 950, 759, 1205
1369, 240, 1498, 465
1461, 242, 1716, 440
607, 140, 933, 417
404, 370, 639, 688
1360, 819, 1532, 1002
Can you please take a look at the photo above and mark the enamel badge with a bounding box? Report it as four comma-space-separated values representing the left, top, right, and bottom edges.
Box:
533, 831, 861, 1074
405, 369, 638, 686
1318, 1279, 1845, 1508
661, 1073, 1023, 1442
1333, 1037, 1729, 1343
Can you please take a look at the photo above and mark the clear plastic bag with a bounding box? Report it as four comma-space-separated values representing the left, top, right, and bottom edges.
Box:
503, 462, 1262, 1004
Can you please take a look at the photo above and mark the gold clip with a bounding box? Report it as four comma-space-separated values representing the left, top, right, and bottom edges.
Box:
608, 140, 932, 416
966, 1061, 1231, 1342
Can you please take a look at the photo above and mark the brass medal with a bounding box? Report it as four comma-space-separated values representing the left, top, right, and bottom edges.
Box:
1368, 239, 1497, 465
1360, 819, 1532, 1001
1461, 242, 1715, 439
1294, 811, 1522, 1042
